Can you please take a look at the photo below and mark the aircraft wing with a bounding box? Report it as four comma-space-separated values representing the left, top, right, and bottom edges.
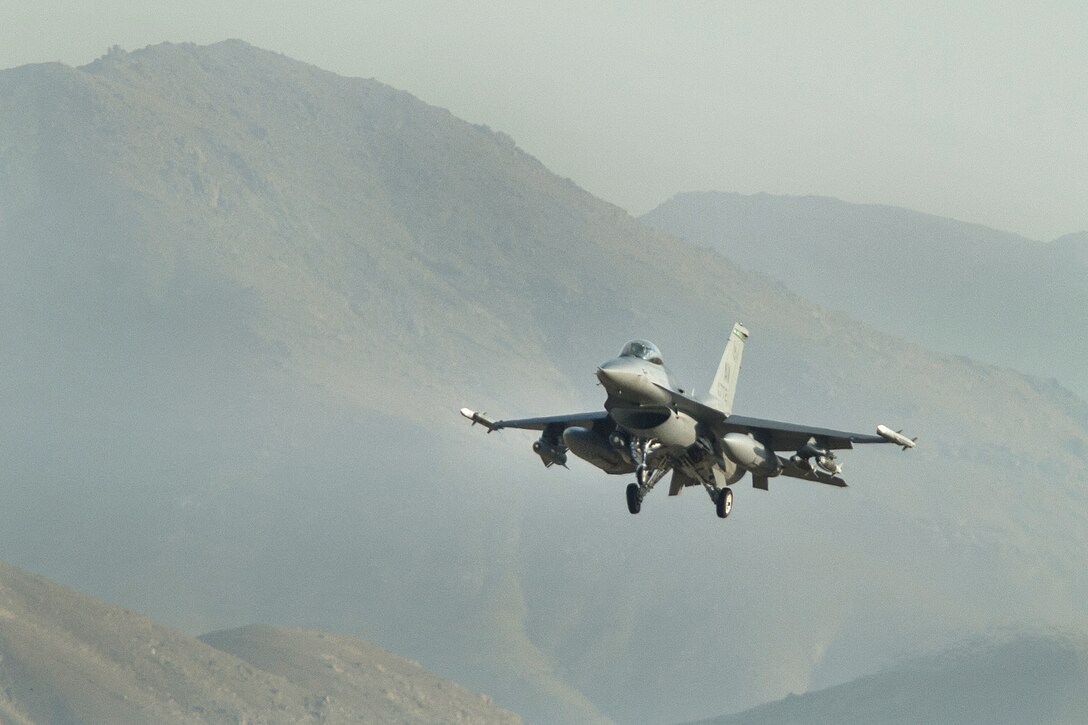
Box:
650, 383, 728, 423
649, 384, 914, 451
460, 408, 608, 432
716, 415, 893, 451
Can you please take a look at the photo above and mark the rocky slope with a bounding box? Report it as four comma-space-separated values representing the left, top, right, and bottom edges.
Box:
0, 561, 521, 724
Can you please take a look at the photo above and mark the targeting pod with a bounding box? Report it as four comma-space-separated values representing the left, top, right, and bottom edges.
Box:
533, 437, 568, 468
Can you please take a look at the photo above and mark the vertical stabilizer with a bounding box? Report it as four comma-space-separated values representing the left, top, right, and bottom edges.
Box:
709, 322, 748, 416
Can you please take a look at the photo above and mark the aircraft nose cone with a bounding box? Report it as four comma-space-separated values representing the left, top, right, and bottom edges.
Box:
596, 359, 641, 390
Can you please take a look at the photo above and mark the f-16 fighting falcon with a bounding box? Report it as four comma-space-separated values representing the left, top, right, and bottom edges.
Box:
461, 323, 915, 519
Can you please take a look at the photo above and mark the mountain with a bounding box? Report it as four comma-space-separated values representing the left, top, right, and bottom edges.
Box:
0, 560, 521, 724
681, 632, 1088, 725
642, 192, 1088, 399
1, 41, 1087, 724
200, 625, 523, 725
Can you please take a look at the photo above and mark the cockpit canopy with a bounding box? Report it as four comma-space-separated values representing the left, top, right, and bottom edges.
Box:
619, 339, 664, 365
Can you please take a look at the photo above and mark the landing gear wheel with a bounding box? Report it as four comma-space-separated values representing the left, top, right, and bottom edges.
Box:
716, 487, 733, 519
626, 483, 642, 515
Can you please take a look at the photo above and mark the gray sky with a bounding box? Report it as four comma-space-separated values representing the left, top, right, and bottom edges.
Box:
4, 1, 1085, 240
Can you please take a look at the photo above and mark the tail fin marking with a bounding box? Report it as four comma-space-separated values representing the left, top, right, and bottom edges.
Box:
709, 322, 748, 416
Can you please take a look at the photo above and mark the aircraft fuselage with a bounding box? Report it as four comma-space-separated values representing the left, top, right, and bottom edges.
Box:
596, 354, 699, 450
461, 323, 915, 519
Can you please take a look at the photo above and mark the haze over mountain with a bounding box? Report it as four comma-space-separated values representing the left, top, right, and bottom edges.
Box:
642, 192, 1088, 399
0, 560, 521, 724
681, 632, 1088, 725
1, 40, 1087, 724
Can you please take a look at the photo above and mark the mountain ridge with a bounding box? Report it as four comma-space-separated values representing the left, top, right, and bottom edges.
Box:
2, 41, 1087, 724
681, 631, 1088, 725
642, 190, 1088, 399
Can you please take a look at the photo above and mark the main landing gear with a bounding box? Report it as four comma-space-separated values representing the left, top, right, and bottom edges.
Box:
625, 437, 666, 515
628, 481, 734, 519
625, 464, 669, 515
626, 482, 642, 515
715, 487, 733, 519
626, 470, 733, 520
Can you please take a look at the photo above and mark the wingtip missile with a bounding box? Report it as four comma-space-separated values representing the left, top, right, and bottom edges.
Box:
877, 424, 917, 450
460, 408, 498, 431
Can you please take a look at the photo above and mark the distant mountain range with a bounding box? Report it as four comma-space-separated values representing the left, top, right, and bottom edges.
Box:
0, 560, 521, 724
681, 632, 1088, 725
643, 192, 1088, 399
1, 41, 1087, 724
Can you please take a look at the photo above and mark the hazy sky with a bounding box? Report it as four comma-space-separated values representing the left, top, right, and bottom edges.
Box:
4, 1, 1085, 240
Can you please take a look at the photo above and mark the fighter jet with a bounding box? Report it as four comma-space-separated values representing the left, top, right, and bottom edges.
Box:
461, 323, 915, 519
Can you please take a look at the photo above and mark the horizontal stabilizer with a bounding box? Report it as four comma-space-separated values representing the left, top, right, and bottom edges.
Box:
669, 469, 699, 496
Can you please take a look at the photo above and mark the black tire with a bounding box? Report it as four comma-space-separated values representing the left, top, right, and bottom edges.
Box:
716, 487, 733, 519
626, 483, 642, 515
